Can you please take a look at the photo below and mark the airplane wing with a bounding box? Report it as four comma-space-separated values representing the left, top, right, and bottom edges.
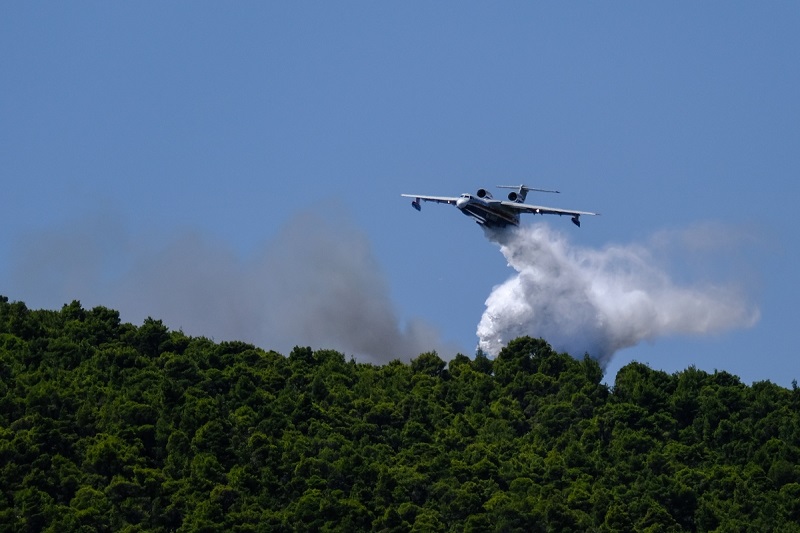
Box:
501, 201, 599, 217
401, 194, 459, 205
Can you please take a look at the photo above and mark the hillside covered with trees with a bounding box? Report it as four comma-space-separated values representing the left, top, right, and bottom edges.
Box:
1, 295, 799, 531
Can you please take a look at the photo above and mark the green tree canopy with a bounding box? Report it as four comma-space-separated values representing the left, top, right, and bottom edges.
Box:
0, 295, 798, 531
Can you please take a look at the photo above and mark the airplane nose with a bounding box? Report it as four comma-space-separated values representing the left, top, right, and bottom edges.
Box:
456, 197, 469, 209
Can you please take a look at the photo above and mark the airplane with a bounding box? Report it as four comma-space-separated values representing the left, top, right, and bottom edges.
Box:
401, 185, 599, 228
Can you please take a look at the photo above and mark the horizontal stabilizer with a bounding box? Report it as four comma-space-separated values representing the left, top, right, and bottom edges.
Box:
498, 184, 559, 203
497, 184, 560, 194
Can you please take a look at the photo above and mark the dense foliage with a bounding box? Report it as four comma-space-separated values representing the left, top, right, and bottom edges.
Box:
1, 296, 799, 531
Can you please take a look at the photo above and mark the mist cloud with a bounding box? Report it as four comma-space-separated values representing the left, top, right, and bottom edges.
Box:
477, 224, 760, 368
9, 211, 459, 363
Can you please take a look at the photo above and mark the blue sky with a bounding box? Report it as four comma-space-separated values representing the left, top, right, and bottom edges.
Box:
2, 3, 798, 386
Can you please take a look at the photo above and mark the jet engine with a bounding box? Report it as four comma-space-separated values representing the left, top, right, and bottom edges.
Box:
507, 191, 520, 202
476, 188, 493, 200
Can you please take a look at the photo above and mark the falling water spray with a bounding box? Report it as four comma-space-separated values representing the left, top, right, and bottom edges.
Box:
476, 224, 759, 368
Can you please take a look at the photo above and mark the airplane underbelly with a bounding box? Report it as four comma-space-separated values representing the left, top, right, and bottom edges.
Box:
462, 205, 518, 228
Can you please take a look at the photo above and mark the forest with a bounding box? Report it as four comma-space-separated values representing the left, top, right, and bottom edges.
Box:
1, 295, 799, 532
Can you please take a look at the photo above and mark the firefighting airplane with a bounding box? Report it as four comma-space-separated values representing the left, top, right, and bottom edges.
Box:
401, 185, 599, 228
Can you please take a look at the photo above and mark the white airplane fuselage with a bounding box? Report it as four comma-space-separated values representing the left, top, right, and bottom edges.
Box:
454, 193, 520, 228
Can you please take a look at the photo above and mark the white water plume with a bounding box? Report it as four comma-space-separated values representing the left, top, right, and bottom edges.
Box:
477, 224, 759, 368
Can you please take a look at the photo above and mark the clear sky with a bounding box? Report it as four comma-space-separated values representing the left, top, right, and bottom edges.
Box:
2, 3, 798, 386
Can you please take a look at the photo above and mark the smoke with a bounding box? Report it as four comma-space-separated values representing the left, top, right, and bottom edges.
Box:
8, 210, 458, 363
249, 213, 458, 362
477, 224, 760, 368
